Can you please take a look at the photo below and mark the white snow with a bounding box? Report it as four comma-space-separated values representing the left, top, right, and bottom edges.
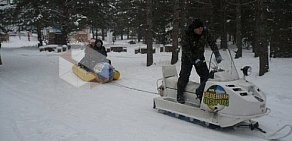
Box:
0, 37, 292, 141
1, 35, 39, 48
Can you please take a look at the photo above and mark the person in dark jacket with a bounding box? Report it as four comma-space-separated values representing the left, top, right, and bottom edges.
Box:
78, 38, 109, 71
177, 19, 222, 104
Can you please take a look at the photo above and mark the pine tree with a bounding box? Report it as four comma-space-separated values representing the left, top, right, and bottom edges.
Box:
268, 0, 292, 57
14, 0, 51, 46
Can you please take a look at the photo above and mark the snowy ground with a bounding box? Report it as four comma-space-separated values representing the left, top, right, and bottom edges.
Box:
1, 35, 39, 48
0, 37, 292, 141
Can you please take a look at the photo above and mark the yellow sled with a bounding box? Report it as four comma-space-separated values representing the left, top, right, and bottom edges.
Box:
72, 65, 97, 82
113, 70, 120, 80
72, 65, 121, 82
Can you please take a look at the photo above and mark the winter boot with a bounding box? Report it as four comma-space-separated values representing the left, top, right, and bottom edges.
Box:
177, 94, 185, 104
196, 88, 203, 103
196, 94, 202, 103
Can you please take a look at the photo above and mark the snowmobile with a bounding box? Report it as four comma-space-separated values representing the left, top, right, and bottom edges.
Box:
153, 48, 291, 140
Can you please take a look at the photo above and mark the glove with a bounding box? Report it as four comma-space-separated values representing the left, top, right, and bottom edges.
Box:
193, 58, 206, 66
214, 51, 222, 64
215, 55, 222, 64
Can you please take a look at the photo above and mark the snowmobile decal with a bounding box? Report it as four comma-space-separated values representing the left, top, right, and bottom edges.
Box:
203, 85, 229, 111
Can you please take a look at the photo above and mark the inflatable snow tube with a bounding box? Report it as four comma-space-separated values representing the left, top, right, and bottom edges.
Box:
72, 63, 120, 83
72, 65, 97, 82
113, 70, 120, 80
93, 62, 115, 83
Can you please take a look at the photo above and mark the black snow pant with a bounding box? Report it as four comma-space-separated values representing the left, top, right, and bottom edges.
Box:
177, 54, 209, 102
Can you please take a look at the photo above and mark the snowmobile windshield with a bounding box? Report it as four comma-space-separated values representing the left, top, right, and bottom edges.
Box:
206, 48, 240, 82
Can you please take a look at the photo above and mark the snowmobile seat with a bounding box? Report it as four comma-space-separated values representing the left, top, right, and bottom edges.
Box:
162, 66, 199, 94
162, 66, 178, 78
164, 76, 199, 94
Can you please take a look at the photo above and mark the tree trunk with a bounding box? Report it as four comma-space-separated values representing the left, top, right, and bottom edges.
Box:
95, 29, 98, 39
91, 27, 95, 38
221, 0, 228, 49
120, 32, 123, 40
181, 0, 187, 34
61, 31, 68, 45
101, 28, 105, 40
171, 0, 180, 65
127, 28, 130, 39
33, 7, 43, 47
269, 0, 291, 57
254, 2, 260, 57
0, 42, 2, 65
61, 2, 69, 45
36, 22, 43, 47
137, 27, 142, 42
146, 0, 153, 66
258, 0, 269, 76
235, 0, 242, 58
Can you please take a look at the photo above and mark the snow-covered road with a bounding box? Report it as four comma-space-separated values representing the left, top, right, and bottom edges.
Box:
0, 47, 291, 141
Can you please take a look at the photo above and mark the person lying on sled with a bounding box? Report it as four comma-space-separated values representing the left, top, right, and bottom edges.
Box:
78, 38, 110, 72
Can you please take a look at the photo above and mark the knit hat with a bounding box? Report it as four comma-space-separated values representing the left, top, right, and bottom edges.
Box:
95, 38, 103, 46
192, 19, 204, 29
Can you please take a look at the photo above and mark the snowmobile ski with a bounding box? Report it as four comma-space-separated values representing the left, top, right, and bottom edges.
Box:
236, 121, 292, 140
260, 124, 292, 140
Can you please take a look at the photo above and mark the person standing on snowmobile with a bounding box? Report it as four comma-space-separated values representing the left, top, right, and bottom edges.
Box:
177, 19, 222, 104
78, 38, 110, 71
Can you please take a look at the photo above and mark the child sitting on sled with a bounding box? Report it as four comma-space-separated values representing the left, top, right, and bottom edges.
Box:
77, 39, 118, 83
78, 38, 110, 71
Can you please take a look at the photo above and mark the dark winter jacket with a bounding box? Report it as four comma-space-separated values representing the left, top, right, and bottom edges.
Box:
79, 39, 108, 70
85, 39, 107, 62
86, 39, 107, 57
181, 25, 220, 62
